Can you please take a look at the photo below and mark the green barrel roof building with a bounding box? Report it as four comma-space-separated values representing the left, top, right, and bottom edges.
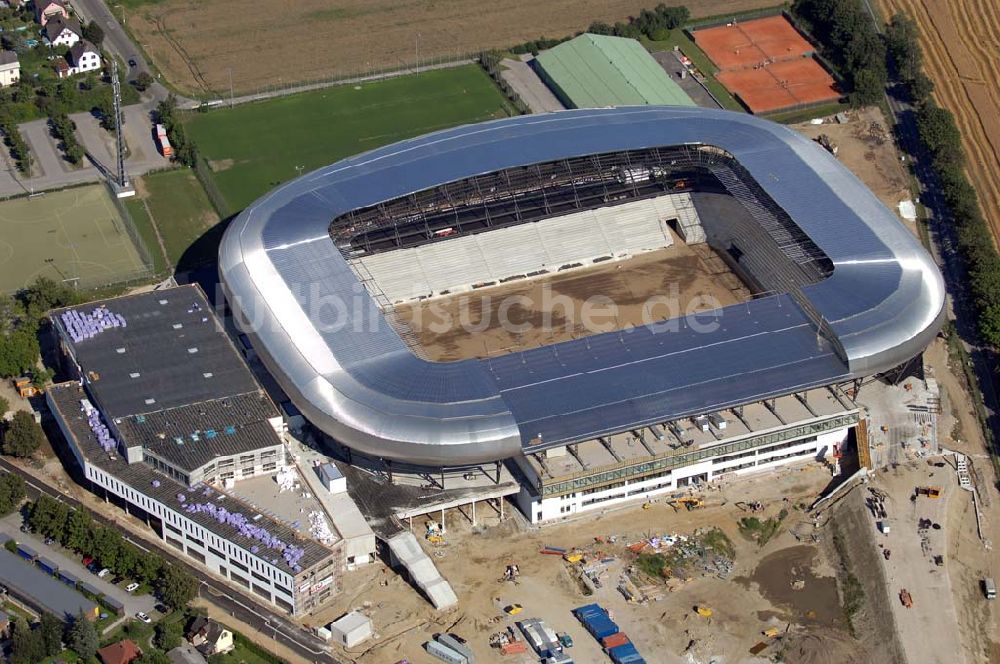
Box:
534, 33, 695, 109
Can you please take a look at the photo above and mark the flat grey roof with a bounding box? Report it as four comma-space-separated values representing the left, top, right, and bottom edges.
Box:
47, 382, 334, 575
220, 107, 945, 466
0, 549, 97, 620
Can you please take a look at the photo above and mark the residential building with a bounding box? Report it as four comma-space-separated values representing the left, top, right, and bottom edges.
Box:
97, 639, 142, 664
34, 0, 68, 25
0, 50, 20, 87
44, 15, 81, 47
65, 39, 100, 76
186, 617, 235, 656
168, 645, 208, 664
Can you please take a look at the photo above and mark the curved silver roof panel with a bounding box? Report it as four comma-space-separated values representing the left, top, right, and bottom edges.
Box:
220, 107, 945, 466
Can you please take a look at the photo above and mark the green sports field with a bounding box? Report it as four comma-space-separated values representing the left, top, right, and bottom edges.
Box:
186, 64, 515, 213
0, 186, 150, 294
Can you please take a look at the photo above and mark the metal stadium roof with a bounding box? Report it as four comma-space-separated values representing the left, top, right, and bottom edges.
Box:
219, 107, 946, 466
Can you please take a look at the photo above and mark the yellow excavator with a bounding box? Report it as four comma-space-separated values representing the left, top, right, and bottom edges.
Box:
668, 497, 704, 512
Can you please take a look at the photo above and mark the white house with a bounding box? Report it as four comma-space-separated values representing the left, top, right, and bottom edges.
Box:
44, 16, 81, 48
0, 51, 19, 87
65, 40, 99, 76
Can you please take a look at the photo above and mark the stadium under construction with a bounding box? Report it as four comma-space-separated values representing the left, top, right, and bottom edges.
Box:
213, 107, 942, 522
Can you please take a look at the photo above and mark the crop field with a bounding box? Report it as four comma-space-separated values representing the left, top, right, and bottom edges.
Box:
877, 0, 1000, 246
123, 0, 782, 96
185, 65, 513, 212
0, 186, 149, 293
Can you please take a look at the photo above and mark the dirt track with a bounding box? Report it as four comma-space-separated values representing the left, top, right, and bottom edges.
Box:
125, 0, 781, 96
877, 0, 1000, 247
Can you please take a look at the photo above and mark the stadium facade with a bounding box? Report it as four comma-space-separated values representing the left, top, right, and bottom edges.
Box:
219, 107, 945, 521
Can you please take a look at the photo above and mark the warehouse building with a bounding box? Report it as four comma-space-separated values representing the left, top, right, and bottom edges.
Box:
533, 33, 695, 108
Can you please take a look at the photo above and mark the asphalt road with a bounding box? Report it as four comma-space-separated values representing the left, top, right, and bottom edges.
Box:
0, 457, 339, 664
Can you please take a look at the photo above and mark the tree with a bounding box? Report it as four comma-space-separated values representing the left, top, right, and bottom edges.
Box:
82, 21, 104, 47
66, 610, 99, 662
2, 410, 43, 457
157, 564, 198, 609
39, 613, 65, 657
64, 507, 93, 550
135, 651, 171, 664
9, 618, 44, 664
96, 96, 117, 132
849, 66, 887, 107
0, 325, 39, 378
134, 71, 154, 91
135, 551, 163, 584
154, 621, 183, 651
0, 472, 26, 515
0, 394, 8, 415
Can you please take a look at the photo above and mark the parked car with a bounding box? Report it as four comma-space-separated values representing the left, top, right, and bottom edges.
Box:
136, 612, 152, 624
82, 556, 94, 567
44, 537, 55, 546
125, 582, 140, 593
97, 568, 112, 578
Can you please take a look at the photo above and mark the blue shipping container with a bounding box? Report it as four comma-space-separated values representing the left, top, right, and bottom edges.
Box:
609, 642, 645, 664
586, 615, 619, 641
573, 603, 604, 618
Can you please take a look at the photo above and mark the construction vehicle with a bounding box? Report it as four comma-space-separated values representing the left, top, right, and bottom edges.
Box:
762, 627, 781, 638
563, 551, 583, 564
12, 376, 42, 398
668, 497, 704, 512
504, 604, 523, 616
899, 589, 913, 608
695, 606, 713, 618
427, 534, 445, 544
915, 486, 942, 499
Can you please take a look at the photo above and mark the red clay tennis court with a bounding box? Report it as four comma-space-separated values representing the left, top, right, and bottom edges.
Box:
693, 15, 840, 114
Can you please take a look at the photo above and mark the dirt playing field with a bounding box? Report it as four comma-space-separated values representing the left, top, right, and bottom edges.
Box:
125, 0, 784, 96
877, 0, 1000, 248
694, 16, 840, 113
393, 239, 750, 362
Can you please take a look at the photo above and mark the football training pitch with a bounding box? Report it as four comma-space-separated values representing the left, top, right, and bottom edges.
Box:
0, 185, 150, 294
185, 65, 515, 213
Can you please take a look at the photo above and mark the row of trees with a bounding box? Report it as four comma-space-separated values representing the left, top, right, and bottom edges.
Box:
155, 94, 198, 167
1, 121, 31, 173
0, 471, 26, 515
28, 495, 199, 609
588, 3, 690, 41
792, 0, 888, 107
884, 15, 1000, 345
49, 112, 85, 164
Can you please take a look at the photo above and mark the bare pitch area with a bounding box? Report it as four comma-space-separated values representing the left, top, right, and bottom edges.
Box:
393, 238, 750, 362
877, 0, 1000, 249
124, 0, 782, 96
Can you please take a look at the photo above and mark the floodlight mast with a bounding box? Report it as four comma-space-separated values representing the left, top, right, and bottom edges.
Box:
112, 59, 128, 189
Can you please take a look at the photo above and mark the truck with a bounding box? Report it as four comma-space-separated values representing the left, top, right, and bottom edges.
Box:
984, 578, 997, 600
155, 123, 173, 158
518, 619, 562, 658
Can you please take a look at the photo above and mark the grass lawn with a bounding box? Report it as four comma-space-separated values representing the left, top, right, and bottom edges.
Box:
124, 195, 168, 275
134, 169, 221, 269
185, 64, 514, 213
764, 100, 850, 124
208, 643, 282, 664
643, 30, 744, 112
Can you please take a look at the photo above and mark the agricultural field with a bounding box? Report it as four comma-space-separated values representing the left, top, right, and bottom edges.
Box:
185, 65, 513, 212
0, 185, 150, 293
123, 0, 782, 96
877, 0, 1000, 247
129, 169, 220, 270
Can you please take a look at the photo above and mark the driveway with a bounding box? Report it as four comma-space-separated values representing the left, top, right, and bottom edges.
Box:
0, 511, 156, 619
